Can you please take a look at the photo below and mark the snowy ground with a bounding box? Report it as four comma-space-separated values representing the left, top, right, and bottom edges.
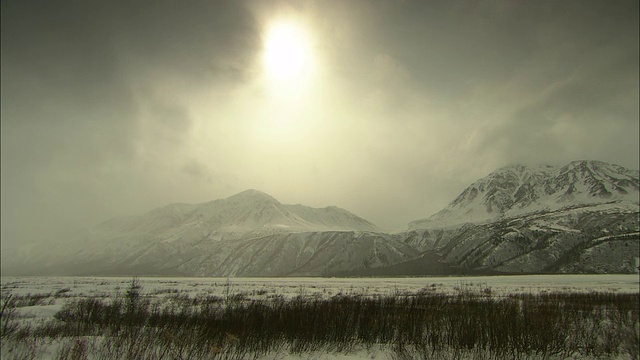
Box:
2, 274, 638, 321
1, 275, 638, 360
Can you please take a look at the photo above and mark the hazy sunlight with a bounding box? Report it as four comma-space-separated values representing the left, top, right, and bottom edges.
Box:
263, 21, 315, 90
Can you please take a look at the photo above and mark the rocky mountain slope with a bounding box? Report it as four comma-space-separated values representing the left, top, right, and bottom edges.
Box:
397, 160, 639, 274
398, 202, 638, 274
409, 160, 639, 230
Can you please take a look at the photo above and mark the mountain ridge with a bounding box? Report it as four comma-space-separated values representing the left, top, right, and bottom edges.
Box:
95, 188, 379, 236
0, 189, 384, 276
408, 160, 639, 230
2, 160, 638, 276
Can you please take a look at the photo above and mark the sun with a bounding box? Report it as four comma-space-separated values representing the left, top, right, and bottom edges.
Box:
258, 18, 318, 134
263, 21, 313, 82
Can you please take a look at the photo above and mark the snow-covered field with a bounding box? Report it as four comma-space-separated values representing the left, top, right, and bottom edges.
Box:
1, 275, 638, 360
2, 274, 638, 321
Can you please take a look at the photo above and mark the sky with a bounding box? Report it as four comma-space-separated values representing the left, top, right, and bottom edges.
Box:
1, 0, 639, 248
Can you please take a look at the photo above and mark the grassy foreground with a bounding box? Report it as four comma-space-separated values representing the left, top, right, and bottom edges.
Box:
1, 278, 638, 359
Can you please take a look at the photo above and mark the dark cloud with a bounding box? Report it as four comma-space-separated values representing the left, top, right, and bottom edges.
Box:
1, 0, 261, 243
467, 0, 639, 169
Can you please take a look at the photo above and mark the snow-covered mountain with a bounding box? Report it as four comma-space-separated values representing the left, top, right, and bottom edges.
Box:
97, 189, 379, 236
70, 231, 418, 277
3, 161, 638, 277
2, 190, 395, 276
397, 201, 639, 274
408, 160, 639, 230
388, 160, 639, 275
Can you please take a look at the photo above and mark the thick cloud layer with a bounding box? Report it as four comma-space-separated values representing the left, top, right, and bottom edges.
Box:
2, 0, 638, 248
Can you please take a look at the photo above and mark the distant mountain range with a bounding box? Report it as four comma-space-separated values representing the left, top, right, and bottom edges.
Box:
3, 160, 638, 276
2, 189, 405, 276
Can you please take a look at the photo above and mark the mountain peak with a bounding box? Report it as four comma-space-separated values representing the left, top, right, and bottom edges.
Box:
497, 163, 555, 173
409, 160, 639, 230
225, 189, 280, 204
94, 189, 379, 238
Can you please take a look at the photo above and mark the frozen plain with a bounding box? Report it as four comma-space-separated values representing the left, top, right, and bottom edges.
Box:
3, 274, 640, 298
1, 274, 639, 360
3, 274, 639, 320
0, 274, 640, 317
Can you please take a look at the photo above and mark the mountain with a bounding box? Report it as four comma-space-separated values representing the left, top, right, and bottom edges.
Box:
398, 202, 639, 274
408, 160, 639, 230
3, 161, 638, 276
103, 231, 418, 277
96, 189, 379, 236
398, 160, 639, 274
2, 189, 402, 276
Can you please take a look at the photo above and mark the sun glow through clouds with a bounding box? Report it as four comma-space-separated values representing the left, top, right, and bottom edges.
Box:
259, 19, 319, 139
263, 21, 314, 84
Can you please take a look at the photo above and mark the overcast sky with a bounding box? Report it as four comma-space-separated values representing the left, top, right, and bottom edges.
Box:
2, 0, 638, 247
